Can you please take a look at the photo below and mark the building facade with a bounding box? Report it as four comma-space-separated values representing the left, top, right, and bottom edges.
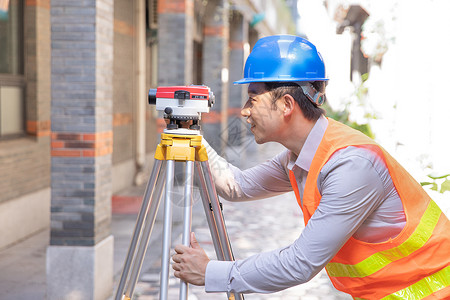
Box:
0, 0, 297, 298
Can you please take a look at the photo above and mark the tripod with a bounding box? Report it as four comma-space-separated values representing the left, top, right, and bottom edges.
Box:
115, 130, 244, 300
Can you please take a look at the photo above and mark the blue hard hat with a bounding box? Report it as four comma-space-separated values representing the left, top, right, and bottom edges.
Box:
234, 35, 328, 84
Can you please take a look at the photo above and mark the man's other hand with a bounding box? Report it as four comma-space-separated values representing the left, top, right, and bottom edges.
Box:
172, 232, 210, 286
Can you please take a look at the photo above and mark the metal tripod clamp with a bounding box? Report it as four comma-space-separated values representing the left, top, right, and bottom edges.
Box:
154, 133, 208, 162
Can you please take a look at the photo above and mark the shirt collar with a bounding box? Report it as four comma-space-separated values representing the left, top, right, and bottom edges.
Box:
290, 115, 328, 172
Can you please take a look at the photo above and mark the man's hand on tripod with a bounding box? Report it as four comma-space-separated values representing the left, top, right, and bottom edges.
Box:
172, 232, 210, 286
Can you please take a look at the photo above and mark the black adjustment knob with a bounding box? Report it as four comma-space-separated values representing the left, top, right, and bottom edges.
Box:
190, 120, 200, 130
167, 119, 178, 129
164, 107, 173, 115
167, 123, 178, 129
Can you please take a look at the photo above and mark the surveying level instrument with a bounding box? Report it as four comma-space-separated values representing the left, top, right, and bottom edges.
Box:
115, 85, 244, 300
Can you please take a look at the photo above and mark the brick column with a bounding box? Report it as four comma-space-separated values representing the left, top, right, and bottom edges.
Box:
47, 1, 114, 299
202, 0, 230, 151
157, 0, 194, 85
228, 10, 249, 146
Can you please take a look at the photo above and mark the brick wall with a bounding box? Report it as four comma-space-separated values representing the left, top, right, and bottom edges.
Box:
113, 0, 135, 165
0, 1, 51, 204
112, 0, 158, 169
227, 11, 248, 146
201, 0, 229, 150
0, 138, 50, 203
157, 0, 194, 86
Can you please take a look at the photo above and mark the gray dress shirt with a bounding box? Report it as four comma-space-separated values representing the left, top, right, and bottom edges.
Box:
204, 116, 406, 293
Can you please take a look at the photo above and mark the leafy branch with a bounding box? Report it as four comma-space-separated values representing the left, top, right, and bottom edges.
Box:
421, 173, 450, 194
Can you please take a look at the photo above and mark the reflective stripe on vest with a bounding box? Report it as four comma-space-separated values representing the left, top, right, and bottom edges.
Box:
326, 200, 441, 278
353, 266, 450, 300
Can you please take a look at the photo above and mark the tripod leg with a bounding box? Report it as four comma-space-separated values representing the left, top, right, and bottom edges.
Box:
115, 159, 165, 300
179, 160, 194, 300
195, 162, 225, 261
160, 159, 175, 300
198, 160, 245, 300
198, 161, 233, 260
124, 164, 167, 297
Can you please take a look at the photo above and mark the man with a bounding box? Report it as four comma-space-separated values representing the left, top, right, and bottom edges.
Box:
171, 35, 450, 299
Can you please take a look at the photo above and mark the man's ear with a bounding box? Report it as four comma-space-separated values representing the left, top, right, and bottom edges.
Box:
282, 94, 296, 116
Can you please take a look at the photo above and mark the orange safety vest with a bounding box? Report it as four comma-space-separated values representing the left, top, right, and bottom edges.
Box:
289, 118, 450, 299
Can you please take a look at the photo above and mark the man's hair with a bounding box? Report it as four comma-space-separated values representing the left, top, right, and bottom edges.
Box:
264, 81, 326, 121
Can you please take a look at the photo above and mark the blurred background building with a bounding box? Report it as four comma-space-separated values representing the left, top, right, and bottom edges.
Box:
1, 0, 449, 298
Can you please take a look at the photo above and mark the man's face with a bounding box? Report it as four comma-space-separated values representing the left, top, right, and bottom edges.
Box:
241, 82, 284, 144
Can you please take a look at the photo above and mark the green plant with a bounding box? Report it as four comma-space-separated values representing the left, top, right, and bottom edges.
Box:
421, 173, 450, 194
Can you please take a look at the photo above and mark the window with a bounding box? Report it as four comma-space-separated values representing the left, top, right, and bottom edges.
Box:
0, 0, 25, 139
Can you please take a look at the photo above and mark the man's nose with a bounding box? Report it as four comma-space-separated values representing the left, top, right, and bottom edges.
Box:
241, 106, 250, 118
241, 100, 251, 117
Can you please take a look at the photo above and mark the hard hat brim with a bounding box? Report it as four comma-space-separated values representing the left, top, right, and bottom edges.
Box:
233, 77, 329, 85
